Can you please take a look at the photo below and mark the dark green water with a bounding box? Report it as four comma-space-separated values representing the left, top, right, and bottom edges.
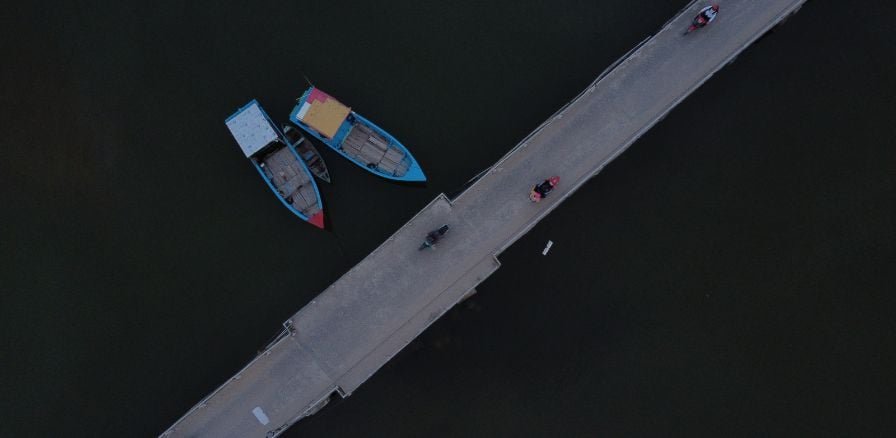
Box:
2, 1, 894, 436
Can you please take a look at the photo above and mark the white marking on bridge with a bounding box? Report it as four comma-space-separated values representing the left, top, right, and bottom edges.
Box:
252, 407, 270, 425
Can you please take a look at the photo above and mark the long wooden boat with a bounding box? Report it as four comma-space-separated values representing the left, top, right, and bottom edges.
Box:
288, 87, 426, 182
281, 124, 331, 183
225, 100, 325, 229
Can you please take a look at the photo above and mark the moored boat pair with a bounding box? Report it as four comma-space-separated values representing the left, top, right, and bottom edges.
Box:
225, 88, 426, 229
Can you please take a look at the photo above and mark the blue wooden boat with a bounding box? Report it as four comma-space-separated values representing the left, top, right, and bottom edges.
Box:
288, 87, 426, 182
225, 100, 325, 229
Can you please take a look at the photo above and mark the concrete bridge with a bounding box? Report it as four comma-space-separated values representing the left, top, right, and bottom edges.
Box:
162, 1, 808, 436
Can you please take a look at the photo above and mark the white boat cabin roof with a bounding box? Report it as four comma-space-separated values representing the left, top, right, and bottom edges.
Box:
225, 100, 280, 157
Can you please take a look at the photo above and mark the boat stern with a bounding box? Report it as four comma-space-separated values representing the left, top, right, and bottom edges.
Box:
308, 211, 325, 229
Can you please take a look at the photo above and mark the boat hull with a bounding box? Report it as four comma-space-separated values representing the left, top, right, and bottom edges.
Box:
289, 87, 426, 182
250, 145, 325, 229
226, 100, 325, 229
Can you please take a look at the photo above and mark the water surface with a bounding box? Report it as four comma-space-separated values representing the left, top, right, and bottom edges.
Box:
1, 1, 894, 436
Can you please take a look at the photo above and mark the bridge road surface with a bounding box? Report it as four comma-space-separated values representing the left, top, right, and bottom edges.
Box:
162, 1, 808, 436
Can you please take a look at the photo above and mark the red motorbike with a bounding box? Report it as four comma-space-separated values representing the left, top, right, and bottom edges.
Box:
529, 176, 560, 202
685, 4, 719, 35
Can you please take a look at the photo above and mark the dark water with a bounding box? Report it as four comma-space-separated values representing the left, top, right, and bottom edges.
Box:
2, 1, 895, 436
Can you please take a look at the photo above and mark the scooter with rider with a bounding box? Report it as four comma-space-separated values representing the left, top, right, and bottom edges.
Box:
685, 4, 719, 35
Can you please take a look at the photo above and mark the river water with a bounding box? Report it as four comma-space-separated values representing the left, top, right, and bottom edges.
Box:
2, 1, 894, 436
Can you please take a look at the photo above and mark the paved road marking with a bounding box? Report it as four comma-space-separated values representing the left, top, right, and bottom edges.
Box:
252, 407, 270, 425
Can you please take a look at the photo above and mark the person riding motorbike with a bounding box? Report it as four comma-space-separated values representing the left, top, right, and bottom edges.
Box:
530, 176, 560, 202
702, 4, 720, 22
691, 4, 719, 31
419, 225, 450, 250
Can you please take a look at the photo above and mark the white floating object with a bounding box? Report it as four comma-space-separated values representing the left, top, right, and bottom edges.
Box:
296, 101, 311, 120
542, 240, 554, 255
252, 407, 270, 425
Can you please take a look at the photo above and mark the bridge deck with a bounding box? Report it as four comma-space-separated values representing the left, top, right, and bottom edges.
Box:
163, 1, 807, 436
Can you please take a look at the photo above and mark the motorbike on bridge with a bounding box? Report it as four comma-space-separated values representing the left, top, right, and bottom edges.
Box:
529, 176, 560, 202
419, 225, 450, 250
685, 4, 719, 35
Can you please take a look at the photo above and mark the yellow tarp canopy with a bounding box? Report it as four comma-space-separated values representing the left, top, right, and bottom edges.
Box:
303, 98, 350, 139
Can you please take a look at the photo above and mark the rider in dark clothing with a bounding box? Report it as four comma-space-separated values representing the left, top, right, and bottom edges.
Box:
426, 225, 449, 244
420, 225, 450, 250
535, 181, 554, 198
532, 176, 560, 201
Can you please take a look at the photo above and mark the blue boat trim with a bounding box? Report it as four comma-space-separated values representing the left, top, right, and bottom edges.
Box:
289, 87, 426, 182
226, 100, 325, 228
